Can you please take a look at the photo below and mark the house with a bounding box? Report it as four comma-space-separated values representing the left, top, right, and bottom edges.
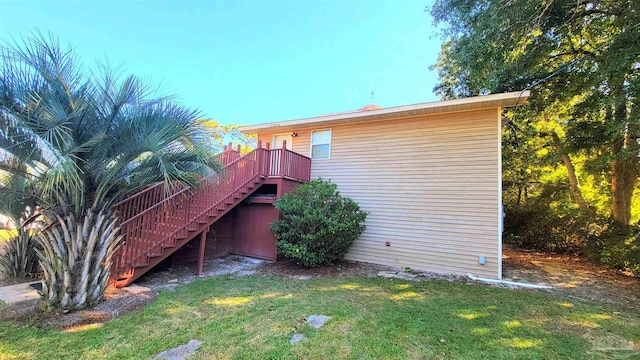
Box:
108, 91, 528, 287
240, 91, 529, 279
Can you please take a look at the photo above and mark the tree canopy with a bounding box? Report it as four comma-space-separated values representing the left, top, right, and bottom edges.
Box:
430, 0, 640, 273
431, 0, 639, 225
0, 34, 220, 218
0, 33, 221, 310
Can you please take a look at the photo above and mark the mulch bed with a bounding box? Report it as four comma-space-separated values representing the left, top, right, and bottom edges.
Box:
0, 274, 31, 288
0, 287, 157, 330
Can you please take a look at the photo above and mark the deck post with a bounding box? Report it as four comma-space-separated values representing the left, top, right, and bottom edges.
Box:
280, 140, 287, 176
255, 141, 262, 174
196, 227, 209, 276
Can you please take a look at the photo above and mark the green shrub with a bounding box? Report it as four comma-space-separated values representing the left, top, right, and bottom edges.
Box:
585, 222, 640, 275
504, 200, 640, 276
269, 179, 368, 267
0, 229, 40, 279
503, 201, 602, 254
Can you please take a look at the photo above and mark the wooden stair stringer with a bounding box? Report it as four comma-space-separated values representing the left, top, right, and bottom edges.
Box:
112, 177, 266, 287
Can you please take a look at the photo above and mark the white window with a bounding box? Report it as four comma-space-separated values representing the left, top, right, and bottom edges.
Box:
310, 129, 331, 160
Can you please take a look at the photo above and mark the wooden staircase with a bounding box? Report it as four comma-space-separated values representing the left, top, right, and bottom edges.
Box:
109, 141, 311, 287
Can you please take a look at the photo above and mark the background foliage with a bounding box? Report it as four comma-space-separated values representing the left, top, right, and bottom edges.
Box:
430, 0, 640, 274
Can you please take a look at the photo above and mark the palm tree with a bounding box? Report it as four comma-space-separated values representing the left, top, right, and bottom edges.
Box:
0, 34, 220, 311
0, 172, 41, 279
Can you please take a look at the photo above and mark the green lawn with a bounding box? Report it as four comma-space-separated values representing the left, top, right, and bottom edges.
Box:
0, 229, 16, 242
1, 275, 639, 359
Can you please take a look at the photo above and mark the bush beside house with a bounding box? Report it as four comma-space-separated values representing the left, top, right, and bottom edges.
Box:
270, 179, 368, 267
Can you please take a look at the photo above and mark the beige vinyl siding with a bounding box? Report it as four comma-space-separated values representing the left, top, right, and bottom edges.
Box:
258, 108, 501, 278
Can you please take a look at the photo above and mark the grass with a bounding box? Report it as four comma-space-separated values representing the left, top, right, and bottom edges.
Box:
1, 275, 639, 359
0, 229, 16, 242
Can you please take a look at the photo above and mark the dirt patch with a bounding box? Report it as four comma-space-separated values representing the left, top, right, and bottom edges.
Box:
0, 286, 156, 330
257, 258, 466, 283
0, 255, 264, 328
0, 273, 30, 287
0, 269, 41, 287
256, 257, 390, 278
0, 298, 38, 322
136, 255, 266, 290
502, 246, 640, 310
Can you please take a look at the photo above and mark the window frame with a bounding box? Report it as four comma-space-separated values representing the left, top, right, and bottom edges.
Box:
309, 128, 332, 160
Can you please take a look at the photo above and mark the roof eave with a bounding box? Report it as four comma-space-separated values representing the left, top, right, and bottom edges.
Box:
240, 90, 530, 133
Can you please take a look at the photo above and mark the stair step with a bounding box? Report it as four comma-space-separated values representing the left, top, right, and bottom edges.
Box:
134, 261, 149, 267
109, 160, 273, 287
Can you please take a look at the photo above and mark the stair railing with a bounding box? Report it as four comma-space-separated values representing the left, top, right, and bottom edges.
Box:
112, 148, 261, 280
111, 140, 310, 282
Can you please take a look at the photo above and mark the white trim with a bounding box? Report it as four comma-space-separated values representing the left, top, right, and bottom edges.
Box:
497, 108, 503, 280
310, 128, 332, 160
468, 274, 552, 289
272, 133, 293, 150
240, 91, 530, 133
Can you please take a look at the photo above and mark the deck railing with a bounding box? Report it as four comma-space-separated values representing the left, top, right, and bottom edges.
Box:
111, 140, 310, 280
214, 143, 242, 165
264, 140, 311, 181
111, 145, 242, 221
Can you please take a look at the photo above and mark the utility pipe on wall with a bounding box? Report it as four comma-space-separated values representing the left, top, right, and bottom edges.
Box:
467, 274, 553, 289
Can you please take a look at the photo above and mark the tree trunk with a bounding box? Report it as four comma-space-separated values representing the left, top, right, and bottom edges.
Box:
611, 159, 636, 224
611, 138, 638, 225
550, 131, 590, 213
610, 92, 637, 225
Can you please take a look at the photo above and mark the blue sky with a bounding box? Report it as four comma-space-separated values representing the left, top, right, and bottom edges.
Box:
0, 1, 441, 125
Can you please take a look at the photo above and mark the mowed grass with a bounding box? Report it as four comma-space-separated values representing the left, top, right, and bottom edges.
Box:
1, 275, 639, 359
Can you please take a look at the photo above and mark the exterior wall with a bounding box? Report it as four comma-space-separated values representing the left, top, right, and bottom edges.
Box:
232, 201, 278, 260
257, 108, 501, 278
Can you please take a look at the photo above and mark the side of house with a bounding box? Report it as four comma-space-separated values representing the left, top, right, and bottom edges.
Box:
241, 92, 528, 279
